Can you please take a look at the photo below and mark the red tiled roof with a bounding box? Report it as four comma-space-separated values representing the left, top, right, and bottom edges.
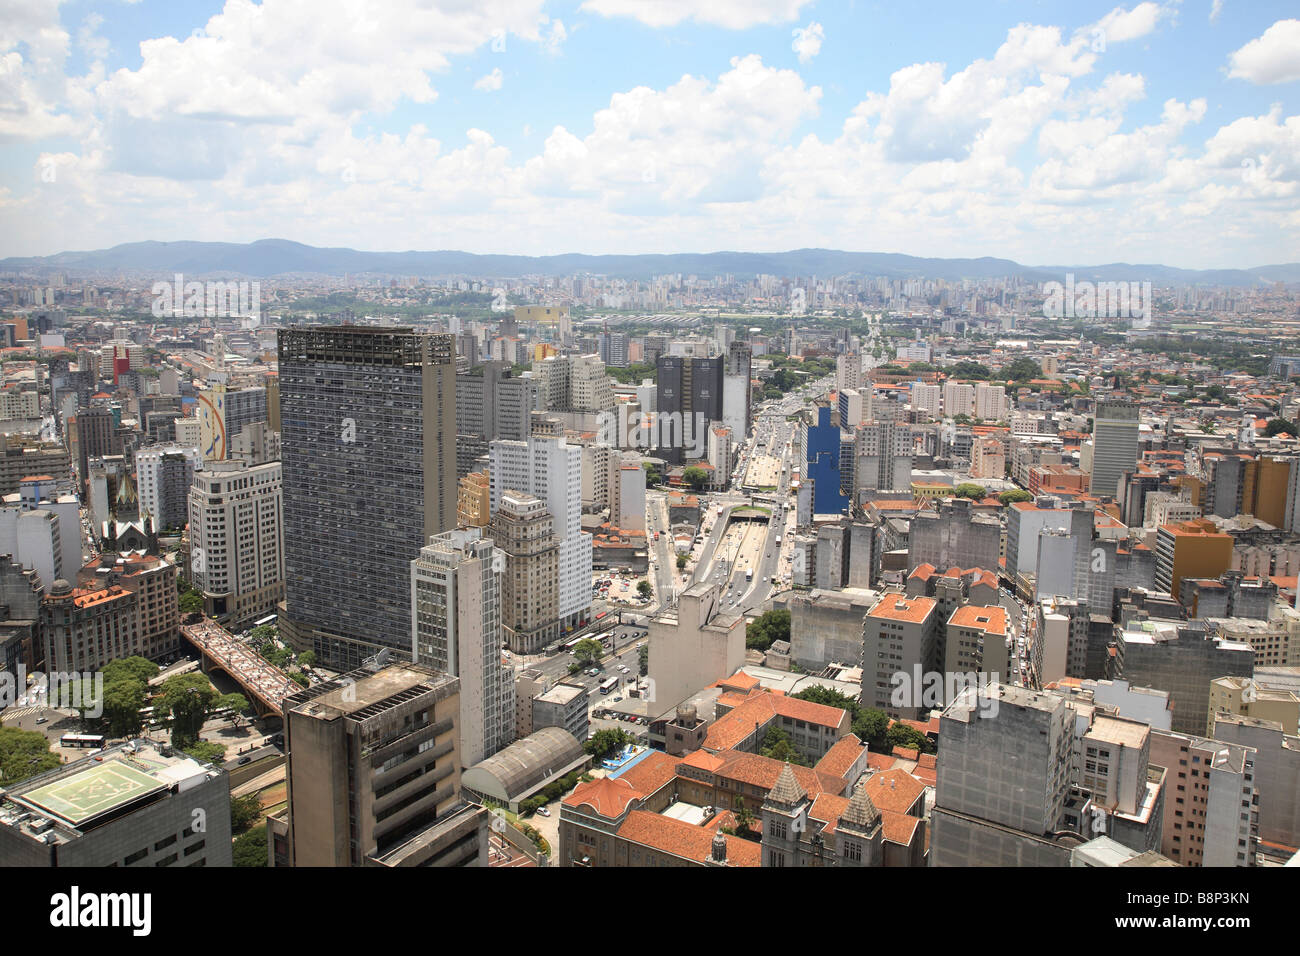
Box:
615, 810, 761, 866
562, 776, 640, 819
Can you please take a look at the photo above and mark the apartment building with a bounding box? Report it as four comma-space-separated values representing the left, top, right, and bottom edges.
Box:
1148, 730, 1258, 866
861, 594, 939, 719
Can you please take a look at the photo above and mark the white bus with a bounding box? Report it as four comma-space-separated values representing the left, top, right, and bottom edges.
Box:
598, 677, 619, 695
60, 734, 106, 749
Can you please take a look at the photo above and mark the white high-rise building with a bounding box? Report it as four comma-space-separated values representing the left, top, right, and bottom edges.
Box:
488, 436, 593, 629
974, 383, 1008, 422
187, 460, 284, 627
411, 527, 515, 766
1090, 400, 1140, 499
943, 381, 975, 417
135, 443, 203, 531
910, 382, 942, 419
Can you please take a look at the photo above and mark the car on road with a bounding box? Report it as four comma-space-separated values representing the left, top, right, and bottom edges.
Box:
536, 806, 551, 817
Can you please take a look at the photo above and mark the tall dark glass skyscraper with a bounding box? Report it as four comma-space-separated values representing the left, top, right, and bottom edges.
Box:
278, 327, 456, 668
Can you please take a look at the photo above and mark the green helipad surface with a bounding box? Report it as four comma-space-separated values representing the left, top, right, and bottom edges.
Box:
20, 758, 165, 825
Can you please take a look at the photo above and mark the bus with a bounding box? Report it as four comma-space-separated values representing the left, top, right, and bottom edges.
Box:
61, 734, 106, 749
253, 615, 277, 628
598, 677, 619, 695
745, 568, 753, 581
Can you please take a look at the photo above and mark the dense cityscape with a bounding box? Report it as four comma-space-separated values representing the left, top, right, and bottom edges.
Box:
0, 0, 1296, 933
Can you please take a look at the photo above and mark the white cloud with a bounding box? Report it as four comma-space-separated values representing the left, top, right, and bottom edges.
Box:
579, 0, 811, 30
1228, 19, 1300, 85
1085, 3, 1172, 45
793, 22, 823, 63
475, 68, 504, 91
1210, 0, 1224, 23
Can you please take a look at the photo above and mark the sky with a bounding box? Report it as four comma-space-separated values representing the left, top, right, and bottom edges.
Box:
1, 0, 1298, 269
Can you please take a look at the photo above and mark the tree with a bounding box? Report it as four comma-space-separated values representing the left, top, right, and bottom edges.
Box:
676, 554, 688, 571
746, 608, 790, 651
998, 489, 1034, 506
182, 740, 227, 765
637, 579, 653, 600
638, 645, 649, 677
953, 483, 986, 499
0, 727, 61, 785
733, 797, 756, 835
584, 728, 632, 760
100, 678, 148, 738
572, 638, 603, 666
643, 462, 662, 488
1003, 357, 1042, 382
177, 581, 203, 616
231, 792, 263, 834
232, 824, 268, 867
296, 650, 316, 669
885, 722, 933, 754
159, 673, 218, 746
682, 466, 709, 490
1264, 418, 1298, 438
759, 726, 808, 766
217, 693, 250, 728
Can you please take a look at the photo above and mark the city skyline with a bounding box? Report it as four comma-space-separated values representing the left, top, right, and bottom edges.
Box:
2, 2, 1298, 268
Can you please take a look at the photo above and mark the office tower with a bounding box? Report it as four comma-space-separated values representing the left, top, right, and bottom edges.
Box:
909, 498, 1001, 573
0, 436, 70, 498
802, 405, 849, 515
861, 594, 939, 719
1154, 519, 1233, 601
188, 460, 284, 627
0, 508, 63, 589
1212, 714, 1300, 854
490, 491, 560, 655
655, 354, 722, 464
0, 740, 232, 867
1148, 730, 1257, 866
411, 528, 515, 766
836, 352, 864, 391
1089, 400, 1140, 498
278, 327, 456, 668
944, 605, 1011, 701
599, 331, 630, 367
69, 406, 120, 496
838, 388, 865, 429
851, 418, 913, 495
134, 443, 202, 532
275, 664, 481, 867
613, 461, 647, 531
196, 383, 268, 461
455, 363, 535, 477
722, 340, 753, 440
1118, 470, 1162, 527
1111, 621, 1254, 735
931, 684, 1076, 867
532, 354, 614, 417
488, 436, 591, 631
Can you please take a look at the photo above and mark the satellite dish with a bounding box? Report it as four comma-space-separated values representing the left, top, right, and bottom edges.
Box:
374, 648, 392, 667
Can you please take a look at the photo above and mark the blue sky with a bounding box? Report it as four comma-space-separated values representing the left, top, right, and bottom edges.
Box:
3, 1, 1299, 268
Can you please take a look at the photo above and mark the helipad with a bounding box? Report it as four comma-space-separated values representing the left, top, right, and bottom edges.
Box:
17, 758, 166, 827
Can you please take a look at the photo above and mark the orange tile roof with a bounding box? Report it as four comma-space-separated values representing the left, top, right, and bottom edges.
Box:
562, 776, 640, 819
862, 769, 928, 815
615, 809, 761, 866
616, 750, 678, 797
880, 808, 922, 846
814, 734, 865, 780
949, 604, 1008, 636
702, 689, 849, 753
867, 594, 936, 624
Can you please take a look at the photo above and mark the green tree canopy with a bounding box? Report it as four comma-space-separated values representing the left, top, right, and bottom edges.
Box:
998, 489, 1034, 506
637, 579, 653, 599
233, 824, 268, 867
573, 638, 604, 666
745, 608, 791, 651
953, 483, 987, 499
1003, 357, 1042, 382
584, 728, 632, 760
759, 726, 809, 766
0, 726, 61, 785
159, 673, 218, 747
1264, 418, 1297, 438
682, 466, 709, 490
182, 740, 228, 765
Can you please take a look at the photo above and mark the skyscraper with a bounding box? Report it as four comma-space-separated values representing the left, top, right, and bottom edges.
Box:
488, 436, 592, 631
278, 327, 456, 668
411, 527, 515, 766
1089, 400, 1140, 499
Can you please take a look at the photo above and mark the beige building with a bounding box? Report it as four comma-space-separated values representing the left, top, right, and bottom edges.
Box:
1209, 676, 1299, 735
648, 579, 746, 714
457, 471, 490, 528
1149, 729, 1258, 867
944, 604, 1010, 702
278, 664, 471, 867
861, 594, 939, 719
489, 490, 560, 655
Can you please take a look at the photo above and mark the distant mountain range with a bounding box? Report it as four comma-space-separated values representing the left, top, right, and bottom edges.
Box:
3, 238, 1298, 286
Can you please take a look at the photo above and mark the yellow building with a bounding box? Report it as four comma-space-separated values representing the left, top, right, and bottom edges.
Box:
457, 471, 490, 528
1208, 676, 1300, 736
1249, 457, 1292, 529
515, 305, 569, 325
1155, 519, 1233, 600
531, 343, 558, 362
911, 481, 954, 500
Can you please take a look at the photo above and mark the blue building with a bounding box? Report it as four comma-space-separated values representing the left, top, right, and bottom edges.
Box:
805, 405, 848, 515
